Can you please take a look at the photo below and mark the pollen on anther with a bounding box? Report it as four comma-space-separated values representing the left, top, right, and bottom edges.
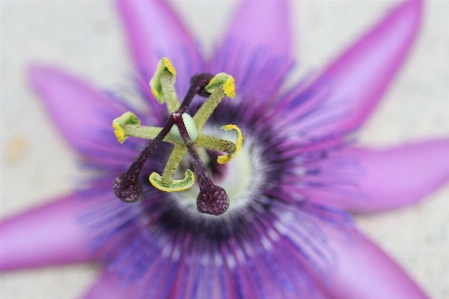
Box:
223, 77, 236, 98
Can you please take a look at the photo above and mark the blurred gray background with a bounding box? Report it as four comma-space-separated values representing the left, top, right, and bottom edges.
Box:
1, 0, 449, 298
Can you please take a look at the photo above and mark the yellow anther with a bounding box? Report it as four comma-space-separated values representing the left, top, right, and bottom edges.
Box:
149, 57, 177, 104
149, 170, 195, 192
113, 123, 126, 143
223, 77, 235, 98
217, 124, 243, 164
205, 73, 235, 98
163, 58, 176, 76
112, 112, 141, 144
150, 88, 159, 99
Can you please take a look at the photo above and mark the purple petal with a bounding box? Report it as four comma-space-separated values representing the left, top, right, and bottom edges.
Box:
0, 194, 98, 271
28, 65, 129, 162
313, 226, 429, 299
287, 0, 422, 135
81, 271, 140, 299
116, 0, 202, 97
209, 0, 293, 102
219, 0, 291, 58
307, 139, 449, 213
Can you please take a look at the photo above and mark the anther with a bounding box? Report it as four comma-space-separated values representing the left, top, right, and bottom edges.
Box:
113, 117, 175, 202
172, 113, 229, 215
112, 58, 241, 216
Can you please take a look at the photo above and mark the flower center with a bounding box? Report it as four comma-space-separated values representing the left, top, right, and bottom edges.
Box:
173, 134, 255, 215
111, 57, 243, 216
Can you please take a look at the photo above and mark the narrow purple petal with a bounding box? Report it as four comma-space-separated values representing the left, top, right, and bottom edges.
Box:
287, 0, 422, 135
0, 194, 99, 271
116, 0, 202, 97
313, 226, 429, 299
81, 271, 140, 299
219, 0, 291, 58
28, 65, 129, 162
209, 0, 293, 104
307, 139, 449, 213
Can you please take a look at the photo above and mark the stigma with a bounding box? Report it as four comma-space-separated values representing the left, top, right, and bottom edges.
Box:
111, 57, 243, 216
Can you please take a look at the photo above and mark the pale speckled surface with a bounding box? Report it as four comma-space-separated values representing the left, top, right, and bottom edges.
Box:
1, 1, 449, 298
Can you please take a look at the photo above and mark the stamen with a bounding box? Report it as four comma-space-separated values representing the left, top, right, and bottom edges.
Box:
149, 144, 194, 192
112, 112, 141, 144
193, 73, 235, 130
149, 169, 195, 192
149, 57, 179, 112
112, 58, 241, 215
194, 134, 236, 155
217, 125, 243, 164
172, 112, 229, 215
121, 125, 175, 144
146, 72, 214, 192
113, 117, 175, 202
112, 112, 177, 144
160, 145, 187, 185
205, 72, 236, 98
112, 71, 213, 202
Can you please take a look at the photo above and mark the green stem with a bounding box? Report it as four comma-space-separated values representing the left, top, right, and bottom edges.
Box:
124, 125, 176, 144
160, 71, 180, 113
161, 144, 187, 185
193, 85, 226, 130
195, 134, 236, 154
